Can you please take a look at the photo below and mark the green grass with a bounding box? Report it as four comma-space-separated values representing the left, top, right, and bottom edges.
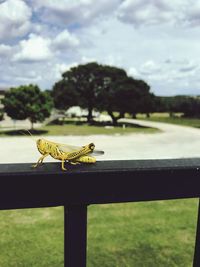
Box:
0, 199, 198, 266
0, 207, 64, 267
0, 123, 159, 136
137, 113, 200, 128
41, 123, 158, 136
88, 199, 198, 267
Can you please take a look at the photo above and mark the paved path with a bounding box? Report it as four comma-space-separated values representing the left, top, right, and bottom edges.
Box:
1, 119, 200, 164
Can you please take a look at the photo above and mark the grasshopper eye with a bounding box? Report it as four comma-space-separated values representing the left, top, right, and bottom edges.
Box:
89, 143, 95, 150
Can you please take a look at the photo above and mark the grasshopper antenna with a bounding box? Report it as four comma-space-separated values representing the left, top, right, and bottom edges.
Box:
20, 129, 37, 142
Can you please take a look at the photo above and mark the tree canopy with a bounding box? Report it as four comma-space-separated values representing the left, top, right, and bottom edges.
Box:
3, 84, 54, 129
62, 62, 104, 122
52, 80, 79, 111
53, 62, 154, 124
97, 74, 154, 123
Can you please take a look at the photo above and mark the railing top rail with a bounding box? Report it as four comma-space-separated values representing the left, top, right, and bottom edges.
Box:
0, 158, 200, 210
0, 158, 200, 175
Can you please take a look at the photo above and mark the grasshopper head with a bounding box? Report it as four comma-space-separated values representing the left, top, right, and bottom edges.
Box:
36, 138, 46, 154
36, 138, 43, 147
79, 143, 95, 156
82, 143, 95, 154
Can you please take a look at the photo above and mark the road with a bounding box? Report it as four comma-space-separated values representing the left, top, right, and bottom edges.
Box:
1, 119, 200, 164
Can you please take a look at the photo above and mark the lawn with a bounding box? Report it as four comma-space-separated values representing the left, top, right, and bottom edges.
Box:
137, 113, 200, 128
0, 122, 159, 136
0, 198, 198, 266
40, 123, 159, 136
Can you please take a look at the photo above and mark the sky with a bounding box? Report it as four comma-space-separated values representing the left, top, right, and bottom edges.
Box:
0, 0, 200, 96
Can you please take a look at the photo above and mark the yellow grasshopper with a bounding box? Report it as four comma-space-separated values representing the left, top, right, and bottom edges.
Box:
33, 138, 104, 171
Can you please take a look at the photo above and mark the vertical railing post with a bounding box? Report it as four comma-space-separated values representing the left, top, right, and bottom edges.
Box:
193, 199, 200, 266
64, 205, 88, 267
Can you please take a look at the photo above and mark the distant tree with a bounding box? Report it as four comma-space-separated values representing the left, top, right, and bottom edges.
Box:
155, 96, 200, 118
155, 96, 178, 117
179, 97, 200, 117
3, 84, 54, 129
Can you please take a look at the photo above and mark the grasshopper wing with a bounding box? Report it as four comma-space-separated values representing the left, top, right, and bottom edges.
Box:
58, 143, 83, 153
89, 150, 104, 156
58, 143, 104, 156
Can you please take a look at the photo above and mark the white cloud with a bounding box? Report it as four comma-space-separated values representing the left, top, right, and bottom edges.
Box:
0, 44, 12, 57
117, 0, 191, 27
31, 0, 120, 26
81, 56, 97, 64
118, 0, 173, 26
128, 67, 140, 78
178, 60, 198, 73
0, 0, 31, 40
128, 58, 200, 95
162, 58, 199, 76
13, 34, 52, 62
0, 0, 200, 96
139, 60, 161, 75
54, 62, 78, 79
53, 30, 80, 51
182, 2, 200, 27
15, 74, 42, 83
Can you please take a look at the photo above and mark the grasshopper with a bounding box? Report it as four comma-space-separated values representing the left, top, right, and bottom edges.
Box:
33, 138, 104, 171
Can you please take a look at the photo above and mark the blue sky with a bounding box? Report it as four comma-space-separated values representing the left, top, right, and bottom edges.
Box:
0, 0, 200, 96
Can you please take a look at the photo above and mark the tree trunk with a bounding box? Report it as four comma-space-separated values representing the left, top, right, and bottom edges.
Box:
132, 113, 136, 119
146, 113, 150, 118
108, 111, 118, 126
87, 107, 93, 124
30, 120, 34, 130
119, 111, 125, 119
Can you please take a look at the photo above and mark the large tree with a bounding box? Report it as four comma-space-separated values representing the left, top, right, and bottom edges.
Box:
54, 62, 129, 123
52, 80, 79, 111
61, 62, 104, 123
53, 62, 153, 124
3, 84, 54, 129
133, 80, 156, 117
97, 73, 154, 124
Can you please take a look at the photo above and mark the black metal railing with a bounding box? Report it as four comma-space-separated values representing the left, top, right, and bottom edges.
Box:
0, 159, 200, 266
